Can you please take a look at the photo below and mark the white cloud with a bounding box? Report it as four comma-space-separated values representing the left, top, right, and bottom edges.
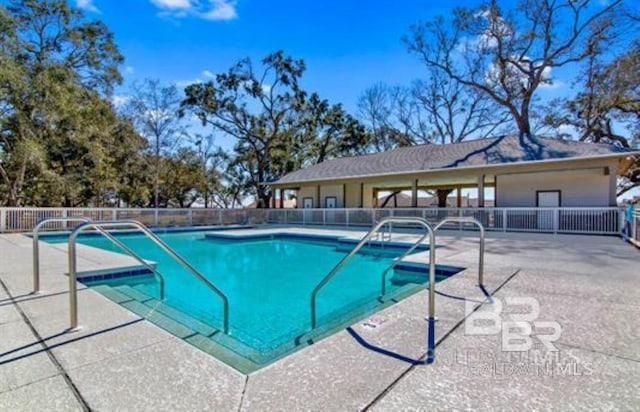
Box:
202, 0, 237, 21
125, 66, 135, 75
76, 0, 100, 13
111, 95, 131, 108
150, 0, 237, 21
151, 0, 191, 9
202, 70, 215, 78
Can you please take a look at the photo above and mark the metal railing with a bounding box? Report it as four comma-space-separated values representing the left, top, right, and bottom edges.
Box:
0, 206, 623, 235
33, 218, 166, 299
67, 220, 229, 333
434, 217, 485, 286
310, 216, 439, 363
33, 217, 91, 294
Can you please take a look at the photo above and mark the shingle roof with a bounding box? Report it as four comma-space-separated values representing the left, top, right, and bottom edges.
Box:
273, 134, 634, 185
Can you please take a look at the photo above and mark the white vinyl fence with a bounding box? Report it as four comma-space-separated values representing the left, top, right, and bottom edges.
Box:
0, 207, 623, 235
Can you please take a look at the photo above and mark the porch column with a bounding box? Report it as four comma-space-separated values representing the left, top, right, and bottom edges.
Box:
373, 189, 379, 208
359, 183, 364, 208
316, 185, 321, 208
456, 187, 462, 208
607, 165, 617, 206
477, 175, 485, 208
411, 179, 418, 208
342, 184, 346, 208
279, 189, 284, 209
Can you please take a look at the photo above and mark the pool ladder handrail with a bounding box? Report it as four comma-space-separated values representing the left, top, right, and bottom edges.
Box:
67, 220, 229, 334
310, 216, 438, 363
33, 218, 166, 300
378, 227, 431, 297
433, 217, 485, 286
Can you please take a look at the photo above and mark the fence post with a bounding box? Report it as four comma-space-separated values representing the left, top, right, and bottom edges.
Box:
502, 209, 507, 233
112, 209, 117, 221
0, 208, 5, 233
188, 209, 193, 226
323, 209, 326, 226
154, 209, 159, 227
346, 209, 349, 227
553, 208, 559, 234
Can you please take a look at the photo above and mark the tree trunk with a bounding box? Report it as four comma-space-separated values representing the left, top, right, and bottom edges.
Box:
436, 189, 453, 208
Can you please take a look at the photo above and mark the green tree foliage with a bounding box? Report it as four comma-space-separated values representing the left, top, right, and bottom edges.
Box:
0, 0, 132, 206
181, 51, 367, 208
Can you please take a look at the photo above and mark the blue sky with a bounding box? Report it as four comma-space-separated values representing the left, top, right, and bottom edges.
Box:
76, 0, 576, 119
79, 0, 463, 115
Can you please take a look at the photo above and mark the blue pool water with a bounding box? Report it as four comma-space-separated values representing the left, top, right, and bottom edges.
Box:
46, 230, 457, 370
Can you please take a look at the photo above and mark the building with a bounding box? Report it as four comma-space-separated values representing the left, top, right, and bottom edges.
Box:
268, 135, 639, 209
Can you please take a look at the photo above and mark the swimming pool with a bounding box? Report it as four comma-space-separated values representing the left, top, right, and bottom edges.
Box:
46, 230, 460, 372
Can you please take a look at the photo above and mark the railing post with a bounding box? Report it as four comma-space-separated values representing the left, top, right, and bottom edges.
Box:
112, 209, 117, 221
553, 208, 559, 234
323, 209, 326, 226
154, 209, 159, 227
0, 208, 5, 233
188, 209, 193, 226
346, 209, 349, 227
502, 209, 507, 232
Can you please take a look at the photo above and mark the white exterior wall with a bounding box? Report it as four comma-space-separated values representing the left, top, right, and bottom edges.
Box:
496, 167, 615, 207
319, 185, 344, 208
298, 186, 317, 208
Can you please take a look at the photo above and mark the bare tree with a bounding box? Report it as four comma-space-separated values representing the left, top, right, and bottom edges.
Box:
128, 79, 183, 207
357, 84, 413, 152
411, 71, 510, 144
406, 0, 623, 136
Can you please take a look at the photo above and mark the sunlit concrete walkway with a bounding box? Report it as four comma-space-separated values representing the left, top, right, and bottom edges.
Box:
0, 228, 638, 410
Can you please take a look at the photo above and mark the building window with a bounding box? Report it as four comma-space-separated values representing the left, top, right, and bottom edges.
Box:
536, 190, 561, 207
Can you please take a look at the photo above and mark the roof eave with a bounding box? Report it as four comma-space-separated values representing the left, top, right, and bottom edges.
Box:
266, 151, 640, 188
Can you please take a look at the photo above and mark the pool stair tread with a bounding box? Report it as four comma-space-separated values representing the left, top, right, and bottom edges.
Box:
112, 285, 156, 303
96, 283, 272, 366
121, 300, 197, 339
91, 284, 134, 304
185, 334, 262, 374
142, 298, 218, 337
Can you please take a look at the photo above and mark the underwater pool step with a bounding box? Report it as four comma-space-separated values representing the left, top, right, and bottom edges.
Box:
92, 284, 135, 304
142, 298, 218, 337
185, 334, 262, 374
121, 300, 197, 339
109, 285, 270, 366
112, 285, 155, 303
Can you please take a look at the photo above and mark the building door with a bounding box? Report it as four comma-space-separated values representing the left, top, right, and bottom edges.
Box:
325, 197, 337, 209
302, 197, 314, 209
536, 191, 560, 231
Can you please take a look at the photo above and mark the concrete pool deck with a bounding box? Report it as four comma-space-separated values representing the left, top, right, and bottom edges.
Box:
0, 227, 638, 410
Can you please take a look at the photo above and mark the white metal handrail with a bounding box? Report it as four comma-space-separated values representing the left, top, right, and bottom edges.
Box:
33, 218, 166, 300
434, 217, 485, 286
310, 216, 438, 363
67, 220, 229, 333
